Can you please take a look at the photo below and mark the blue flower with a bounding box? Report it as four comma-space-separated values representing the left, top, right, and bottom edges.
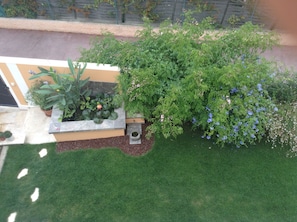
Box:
247, 90, 253, 96
192, 117, 197, 124
257, 83, 263, 92
233, 126, 239, 132
238, 121, 242, 126
251, 134, 256, 139
240, 141, 244, 145
254, 119, 259, 125
206, 106, 211, 111
222, 136, 227, 141
256, 107, 266, 113
243, 131, 247, 136
207, 118, 212, 123
241, 54, 246, 61
270, 72, 276, 78
230, 87, 239, 95
210, 127, 214, 131
201, 135, 205, 139
28, 70, 36, 75
208, 113, 213, 118
274, 107, 278, 112
206, 135, 211, 140
252, 124, 257, 129
247, 110, 253, 116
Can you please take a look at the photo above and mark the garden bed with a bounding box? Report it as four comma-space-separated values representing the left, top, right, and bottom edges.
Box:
56, 122, 154, 156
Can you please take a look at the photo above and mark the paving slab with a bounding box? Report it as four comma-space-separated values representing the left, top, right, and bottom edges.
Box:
0, 29, 97, 60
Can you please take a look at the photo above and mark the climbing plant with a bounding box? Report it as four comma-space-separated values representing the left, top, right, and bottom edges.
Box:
3, 0, 39, 18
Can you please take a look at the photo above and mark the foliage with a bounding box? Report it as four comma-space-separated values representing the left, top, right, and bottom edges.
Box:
26, 79, 53, 110
29, 59, 91, 119
0, 130, 12, 139
266, 67, 297, 157
3, 0, 38, 18
3, 130, 12, 138
79, 12, 278, 147
79, 93, 119, 123
267, 66, 297, 104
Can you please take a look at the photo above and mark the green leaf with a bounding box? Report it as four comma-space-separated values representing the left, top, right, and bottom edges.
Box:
93, 117, 104, 124
108, 111, 118, 120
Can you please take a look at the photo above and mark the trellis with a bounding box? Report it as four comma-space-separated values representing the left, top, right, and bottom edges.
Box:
34, 0, 271, 27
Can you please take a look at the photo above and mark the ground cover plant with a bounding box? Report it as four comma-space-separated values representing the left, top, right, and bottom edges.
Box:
80, 12, 280, 148
1, 129, 297, 221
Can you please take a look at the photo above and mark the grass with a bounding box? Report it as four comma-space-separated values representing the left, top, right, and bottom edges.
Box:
1, 126, 297, 221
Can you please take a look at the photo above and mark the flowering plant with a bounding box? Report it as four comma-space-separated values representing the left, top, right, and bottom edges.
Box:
266, 67, 297, 156
80, 13, 279, 147
192, 61, 278, 147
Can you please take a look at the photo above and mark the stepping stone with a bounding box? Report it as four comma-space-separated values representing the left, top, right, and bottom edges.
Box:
17, 168, 28, 179
39, 148, 47, 158
31, 187, 39, 202
7, 212, 17, 222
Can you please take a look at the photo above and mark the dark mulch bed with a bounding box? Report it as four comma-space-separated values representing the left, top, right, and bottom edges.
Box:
56, 122, 154, 156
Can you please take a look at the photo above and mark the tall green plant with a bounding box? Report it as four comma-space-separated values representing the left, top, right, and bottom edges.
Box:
29, 59, 91, 119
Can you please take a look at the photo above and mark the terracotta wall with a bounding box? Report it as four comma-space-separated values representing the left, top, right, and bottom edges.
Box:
0, 56, 120, 108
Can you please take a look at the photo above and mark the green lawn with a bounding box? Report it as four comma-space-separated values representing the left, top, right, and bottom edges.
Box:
1, 127, 297, 222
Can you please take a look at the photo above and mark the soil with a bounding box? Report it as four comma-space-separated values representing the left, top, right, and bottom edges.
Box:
56, 122, 154, 156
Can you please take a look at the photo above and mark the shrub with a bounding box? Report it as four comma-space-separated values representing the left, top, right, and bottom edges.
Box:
266, 67, 297, 156
80, 12, 278, 147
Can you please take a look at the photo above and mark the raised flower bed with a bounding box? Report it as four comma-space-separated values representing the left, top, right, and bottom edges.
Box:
49, 105, 126, 142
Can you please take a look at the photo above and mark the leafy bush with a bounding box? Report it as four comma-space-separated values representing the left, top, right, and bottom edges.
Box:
266, 67, 297, 156
26, 79, 54, 111
267, 66, 297, 103
80, 12, 279, 147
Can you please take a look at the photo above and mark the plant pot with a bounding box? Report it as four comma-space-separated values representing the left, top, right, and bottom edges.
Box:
130, 131, 140, 141
6, 135, 14, 141
42, 109, 53, 117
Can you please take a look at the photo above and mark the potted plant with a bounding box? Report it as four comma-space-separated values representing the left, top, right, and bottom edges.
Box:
3, 130, 13, 141
0, 131, 13, 141
26, 80, 53, 117
29, 59, 91, 120
0, 132, 5, 141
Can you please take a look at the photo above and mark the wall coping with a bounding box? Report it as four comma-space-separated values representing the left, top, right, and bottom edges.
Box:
0, 56, 120, 71
0, 18, 296, 46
